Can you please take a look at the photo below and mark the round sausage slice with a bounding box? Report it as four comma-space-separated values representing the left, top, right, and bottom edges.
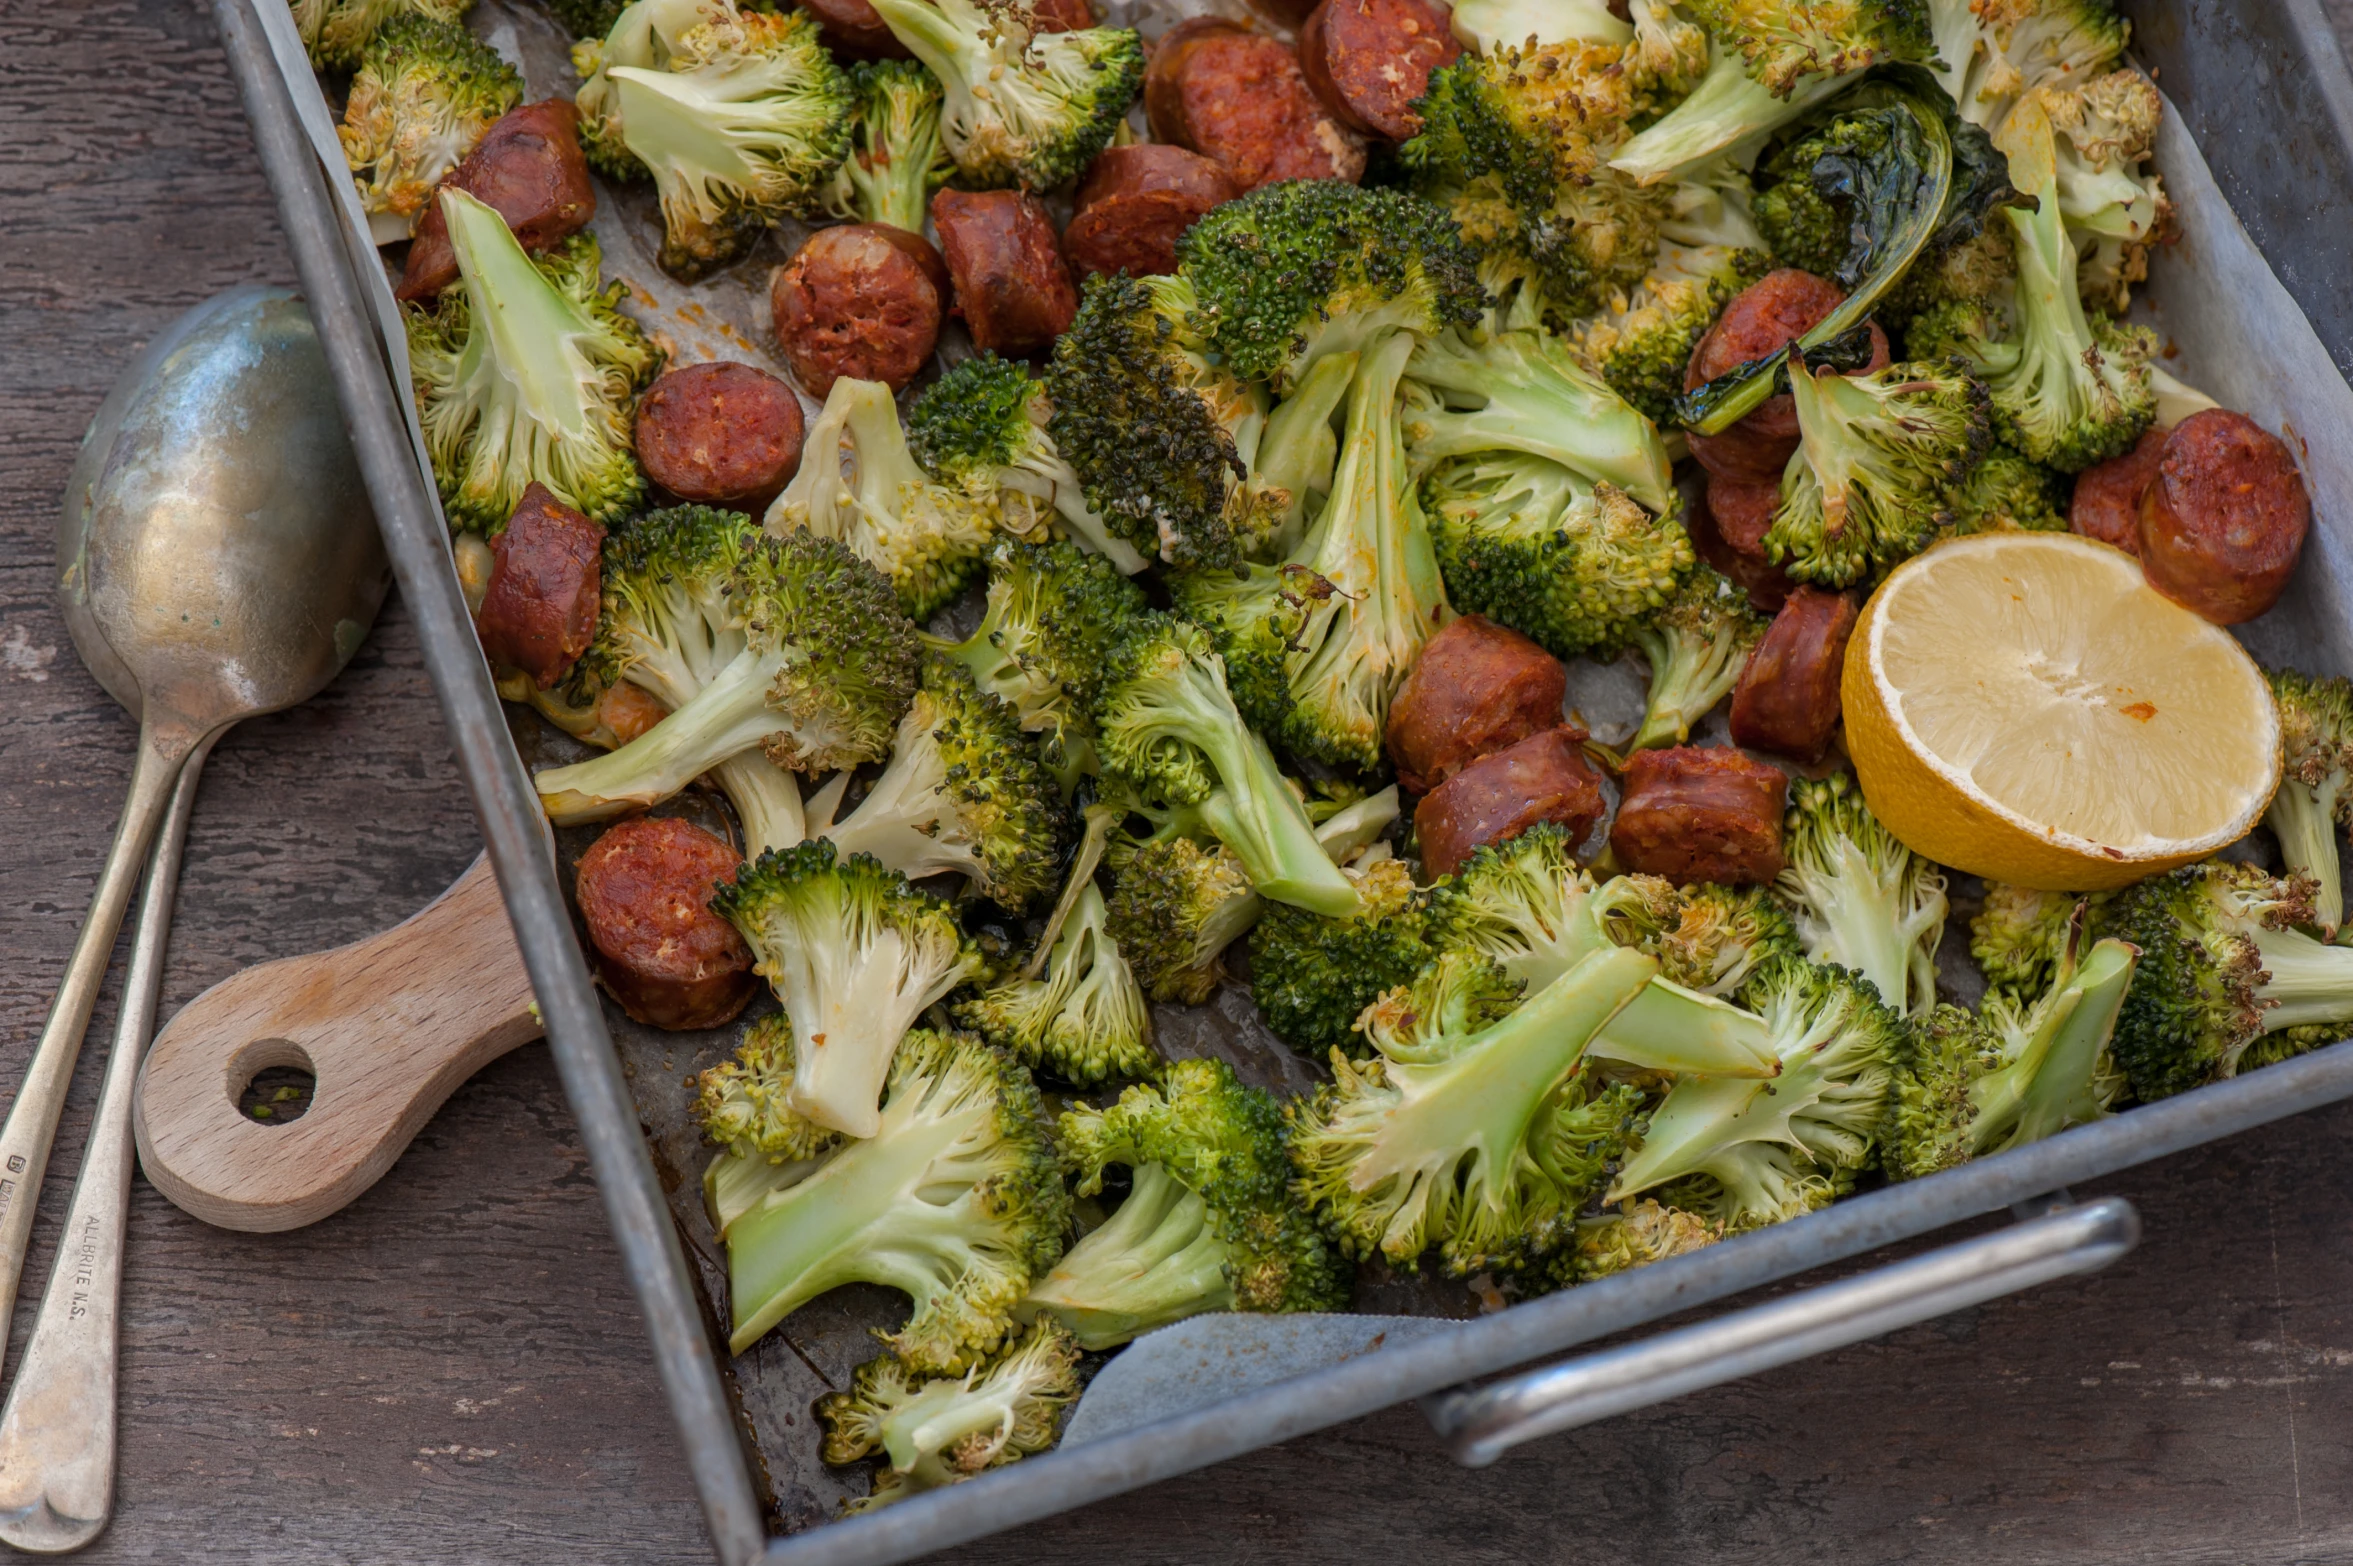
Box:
474, 482, 604, 690
1297, 0, 1462, 142
396, 100, 596, 303
1064, 144, 1241, 280
1728, 585, 1861, 763
1386, 613, 1566, 795
2070, 425, 2167, 556
1684, 270, 1888, 482
634, 362, 806, 511
576, 816, 757, 1032
795, 0, 910, 59
1609, 746, 1789, 887
931, 189, 1080, 359
1146, 18, 1368, 192
2136, 409, 2311, 625
1415, 727, 1606, 879
1693, 475, 1794, 613
771, 223, 945, 397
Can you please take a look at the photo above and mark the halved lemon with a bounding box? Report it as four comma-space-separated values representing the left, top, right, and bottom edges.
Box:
1843, 532, 2280, 890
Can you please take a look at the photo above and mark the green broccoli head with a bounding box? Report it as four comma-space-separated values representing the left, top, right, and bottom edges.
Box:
1249, 858, 1434, 1059
1939, 440, 2069, 538
1636, 882, 1804, 1001
1884, 223, 2016, 341
908, 353, 1125, 563
1753, 107, 1909, 277
691, 1010, 843, 1168
2265, 666, 2353, 936
1766, 356, 1994, 587
339, 14, 521, 241
864, 0, 1141, 190
1970, 882, 2082, 999
1685, 0, 1933, 95
819, 1321, 1081, 1512
406, 193, 660, 532
2093, 861, 2353, 1101
1028, 1059, 1350, 1346
1625, 565, 1769, 751
1104, 834, 1260, 1005
292, 0, 468, 72
1424, 823, 1656, 992
1570, 243, 1773, 424
1775, 772, 1949, 1017
820, 58, 952, 234
573, 0, 853, 279
720, 1026, 1069, 1366
955, 880, 1157, 1085
582, 503, 767, 707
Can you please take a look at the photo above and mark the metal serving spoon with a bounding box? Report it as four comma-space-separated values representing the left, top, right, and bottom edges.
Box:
0, 287, 388, 1552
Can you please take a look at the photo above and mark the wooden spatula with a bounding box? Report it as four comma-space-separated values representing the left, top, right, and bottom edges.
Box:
131, 855, 542, 1232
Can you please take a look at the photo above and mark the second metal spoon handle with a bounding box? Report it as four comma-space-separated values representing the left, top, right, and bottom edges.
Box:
0, 728, 191, 1349
0, 741, 210, 1554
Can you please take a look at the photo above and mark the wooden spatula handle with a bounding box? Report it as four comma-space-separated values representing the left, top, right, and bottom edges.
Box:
131, 854, 543, 1232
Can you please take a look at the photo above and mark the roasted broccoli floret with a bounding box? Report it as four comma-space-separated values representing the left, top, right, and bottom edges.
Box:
1609, 958, 1901, 1230
1939, 440, 2068, 537
1625, 565, 1768, 750
955, 880, 1155, 1084
719, 1027, 1068, 1364
547, 0, 627, 39
819, 58, 952, 236
1766, 356, 1993, 586
1289, 947, 1656, 1273
2093, 861, 2353, 1101
1775, 774, 1948, 1017
694, 1013, 841, 1236
2265, 667, 2353, 937
1405, 326, 1677, 512
1889, 933, 2138, 1179
864, 0, 1142, 190
767, 377, 1001, 619
1425, 824, 1656, 992
1104, 834, 1262, 1005
1092, 614, 1358, 918
1927, 0, 2129, 139
406, 192, 659, 532
819, 1322, 1081, 1512
535, 531, 920, 821
1570, 242, 1773, 423
813, 658, 1068, 909
1971, 882, 2081, 998
339, 14, 520, 243
1249, 858, 1433, 1059
292, 0, 468, 73
573, 0, 853, 279
2036, 69, 2169, 310
1562, 1198, 1725, 1283
1026, 1059, 1350, 1346
1640, 882, 1804, 999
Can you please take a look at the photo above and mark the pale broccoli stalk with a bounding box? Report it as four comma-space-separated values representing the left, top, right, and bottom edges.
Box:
2265, 666, 2353, 936
955, 881, 1156, 1084
864, 0, 1142, 190
406, 190, 659, 531
1449, 0, 1630, 51
719, 1028, 1068, 1364
819, 1322, 1081, 1512
1405, 327, 1676, 512
292, 0, 468, 73
339, 14, 520, 243
1775, 774, 1949, 1017
1625, 565, 1767, 751
819, 58, 952, 235
573, 0, 853, 279
1609, 41, 1858, 187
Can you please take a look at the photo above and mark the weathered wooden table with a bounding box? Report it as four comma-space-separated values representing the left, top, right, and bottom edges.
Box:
6, 3, 2353, 1561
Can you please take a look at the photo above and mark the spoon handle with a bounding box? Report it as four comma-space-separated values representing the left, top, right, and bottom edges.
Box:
0, 739, 210, 1553
0, 728, 192, 1351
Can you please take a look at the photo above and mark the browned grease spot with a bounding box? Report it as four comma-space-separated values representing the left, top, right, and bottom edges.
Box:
2120, 701, 2158, 722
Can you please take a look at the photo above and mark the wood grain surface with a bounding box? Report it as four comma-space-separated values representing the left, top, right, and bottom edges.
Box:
6, 2, 2353, 1562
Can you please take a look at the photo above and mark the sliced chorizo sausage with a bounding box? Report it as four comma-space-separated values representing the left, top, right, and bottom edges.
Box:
1415, 727, 1606, 879
1608, 746, 1789, 886
1030, 0, 1096, 30
2069, 426, 2166, 556
931, 189, 1080, 359
1146, 18, 1368, 191
1386, 613, 1566, 795
1064, 144, 1241, 280
795, 0, 910, 58
2136, 409, 2311, 625
596, 680, 670, 747
576, 816, 758, 1032
396, 100, 596, 302
1692, 475, 1794, 613
1297, 0, 1461, 142
1728, 585, 1861, 763
771, 223, 945, 397
474, 482, 604, 690
634, 362, 807, 510
1684, 270, 1888, 483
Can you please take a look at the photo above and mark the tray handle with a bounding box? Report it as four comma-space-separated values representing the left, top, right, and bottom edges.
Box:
1421, 1196, 2140, 1469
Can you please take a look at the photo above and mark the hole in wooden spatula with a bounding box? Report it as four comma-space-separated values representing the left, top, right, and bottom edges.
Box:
231, 1037, 316, 1126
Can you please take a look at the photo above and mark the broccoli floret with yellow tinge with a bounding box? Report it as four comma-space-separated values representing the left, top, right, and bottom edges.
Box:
864, 0, 1142, 190
573, 0, 853, 280
955, 880, 1155, 1085
1249, 858, 1433, 1060
1766, 357, 1993, 587
819, 59, 952, 236
1940, 441, 2069, 538
535, 530, 920, 822
1971, 882, 2082, 999
1561, 1199, 1725, 1284
694, 1013, 841, 1237
1449, 0, 1634, 53
1104, 834, 1260, 1004
719, 1027, 1068, 1365
1027, 1059, 1351, 1347
1889, 934, 2137, 1179
2091, 862, 2353, 1101
767, 377, 1001, 619
2265, 666, 2353, 937
1407, 327, 1677, 513
339, 14, 520, 244
406, 193, 660, 532
292, 0, 468, 72
1638, 882, 1803, 1000
912, 355, 1140, 574
819, 1322, 1081, 1512
2035, 69, 2169, 310
712, 840, 983, 1139
1885, 223, 2015, 342
1776, 774, 1949, 1017
1571, 244, 1773, 424
1625, 566, 1768, 751
1609, 958, 1901, 1231
1928, 0, 2130, 140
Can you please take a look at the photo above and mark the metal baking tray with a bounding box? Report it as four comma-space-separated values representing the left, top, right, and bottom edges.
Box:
200, 0, 2353, 1559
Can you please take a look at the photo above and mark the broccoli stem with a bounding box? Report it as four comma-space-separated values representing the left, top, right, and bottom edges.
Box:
713, 752, 804, 857
1978, 937, 2136, 1154
2251, 924, 2353, 1034
1198, 726, 1359, 918
1246, 352, 1356, 561
1609, 48, 1850, 187
2266, 775, 2346, 934
1792, 837, 1929, 1014
1405, 331, 1674, 511
1590, 979, 1780, 1078
536, 647, 787, 823
1022, 1163, 1234, 1349
1630, 621, 1748, 751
